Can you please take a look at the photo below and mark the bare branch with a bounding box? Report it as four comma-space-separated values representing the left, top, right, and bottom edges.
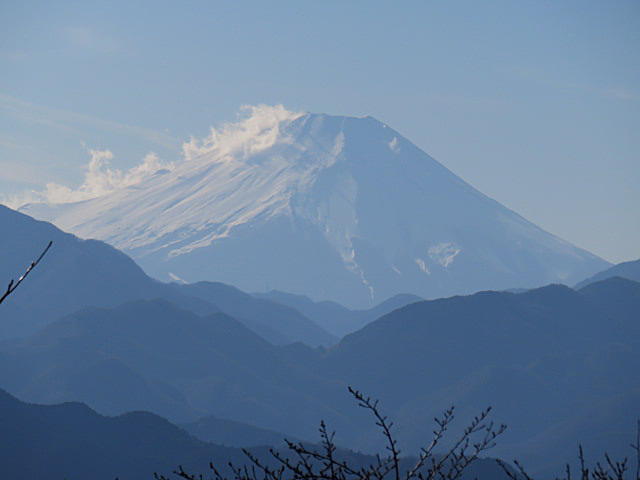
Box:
348, 387, 401, 480
163, 387, 510, 480
0, 240, 52, 305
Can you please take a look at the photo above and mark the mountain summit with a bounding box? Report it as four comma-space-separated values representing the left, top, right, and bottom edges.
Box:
20, 106, 608, 307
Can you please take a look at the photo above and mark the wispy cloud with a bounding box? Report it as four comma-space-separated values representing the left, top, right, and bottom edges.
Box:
0, 51, 28, 61
182, 104, 303, 161
0, 93, 180, 150
3, 149, 174, 207
0, 159, 52, 186
0, 134, 70, 187
3, 104, 301, 208
601, 87, 640, 102
64, 26, 121, 53
511, 66, 640, 103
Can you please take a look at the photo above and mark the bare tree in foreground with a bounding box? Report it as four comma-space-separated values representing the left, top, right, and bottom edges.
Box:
497, 420, 640, 480
156, 386, 507, 480
157, 386, 640, 480
0, 240, 52, 305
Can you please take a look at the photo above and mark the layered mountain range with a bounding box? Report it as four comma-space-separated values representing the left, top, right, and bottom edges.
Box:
0, 389, 509, 480
3, 112, 637, 479
19, 106, 608, 307
1, 206, 638, 478
0, 205, 340, 345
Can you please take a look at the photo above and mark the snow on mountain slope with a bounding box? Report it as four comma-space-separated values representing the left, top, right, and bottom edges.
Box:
20, 105, 609, 307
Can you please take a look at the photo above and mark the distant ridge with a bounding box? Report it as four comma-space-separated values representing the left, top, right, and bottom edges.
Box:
0, 276, 637, 478
0, 205, 334, 346
574, 258, 640, 289
0, 388, 509, 480
0, 387, 247, 480
255, 290, 423, 337
181, 414, 295, 447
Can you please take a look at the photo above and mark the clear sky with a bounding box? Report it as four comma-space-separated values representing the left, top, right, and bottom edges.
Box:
1, 0, 638, 263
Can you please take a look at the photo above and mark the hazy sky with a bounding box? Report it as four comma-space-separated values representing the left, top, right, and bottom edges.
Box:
1, 0, 638, 263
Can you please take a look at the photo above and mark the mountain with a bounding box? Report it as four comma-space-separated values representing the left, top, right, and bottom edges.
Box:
181, 414, 296, 447
0, 298, 348, 438
501, 387, 640, 478
318, 279, 640, 474
255, 290, 423, 337
575, 258, 640, 289
20, 107, 609, 308
578, 276, 640, 342
0, 204, 161, 338
0, 387, 248, 480
0, 206, 334, 346
323, 284, 610, 393
175, 281, 336, 346
1, 276, 637, 477
0, 388, 509, 480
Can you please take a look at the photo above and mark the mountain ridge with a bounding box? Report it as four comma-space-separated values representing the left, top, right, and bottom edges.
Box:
0, 205, 336, 346
574, 258, 640, 289
19, 107, 608, 307
1, 274, 637, 477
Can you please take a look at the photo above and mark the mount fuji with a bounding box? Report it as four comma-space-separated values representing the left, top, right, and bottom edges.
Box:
20, 106, 608, 307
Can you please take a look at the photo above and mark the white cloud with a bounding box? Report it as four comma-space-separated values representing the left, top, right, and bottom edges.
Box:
182, 104, 303, 162
3, 104, 303, 209
3, 149, 174, 208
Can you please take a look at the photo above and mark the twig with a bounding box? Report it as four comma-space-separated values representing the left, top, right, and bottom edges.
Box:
348, 387, 402, 480
0, 240, 52, 305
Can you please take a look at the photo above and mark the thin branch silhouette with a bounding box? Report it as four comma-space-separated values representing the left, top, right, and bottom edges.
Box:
0, 240, 52, 305
156, 386, 507, 480
497, 421, 640, 480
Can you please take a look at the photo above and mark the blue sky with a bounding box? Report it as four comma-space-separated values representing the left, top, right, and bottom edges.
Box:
1, 0, 638, 263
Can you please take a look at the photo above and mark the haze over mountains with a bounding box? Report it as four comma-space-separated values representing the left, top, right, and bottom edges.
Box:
19, 106, 608, 307
574, 258, 640, 289
254, 290, 424, 337
2, 275, 638, 477
1, 107, 637, 479
0, 205, 341, 346
1, 206, 638, 479
0, 389, 510, 480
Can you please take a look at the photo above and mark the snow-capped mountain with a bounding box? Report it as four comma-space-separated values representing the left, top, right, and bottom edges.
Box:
20, 106, 609, 307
